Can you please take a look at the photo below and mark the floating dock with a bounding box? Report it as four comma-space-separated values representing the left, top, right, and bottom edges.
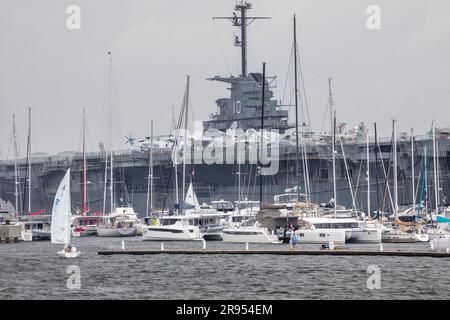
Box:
98, 248, 450, 258
0, 225, 21, 243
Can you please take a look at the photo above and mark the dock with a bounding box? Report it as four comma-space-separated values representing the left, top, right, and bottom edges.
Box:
98, 248, 450, 258
0, 225, 21, 243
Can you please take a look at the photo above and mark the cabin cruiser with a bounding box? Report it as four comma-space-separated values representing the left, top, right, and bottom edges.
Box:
96, 206, 141, 237
142, 214, 203, 241
71, 215, 103, 237
142, 183, 223, 241
222, 216, 280, 243
295, 216, 381, 244
198, 212, 224, 241
20, 215, 52, 240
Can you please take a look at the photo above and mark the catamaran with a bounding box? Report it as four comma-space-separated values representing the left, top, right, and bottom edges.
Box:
50, 169, 80, 258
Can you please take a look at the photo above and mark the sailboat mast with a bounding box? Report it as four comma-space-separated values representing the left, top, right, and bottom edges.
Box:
433, 121, 439, 213
13, 114, 19, 219
146, 120, 154, 216
182, 75, 190, 198
293, 14, 301, 202
328, 78, 337, 219
150, 120, 154, 213
174, 159, 179, 207
103, 150, 108, 214
259, 62, 266, 204
28, 107, 31, 214
81, 108, 87, 216
374, 123, 380, 219
411, 128, 415, 210
393, 119, 398, 216
107, 52, 114, 212
366, 131, 370, 218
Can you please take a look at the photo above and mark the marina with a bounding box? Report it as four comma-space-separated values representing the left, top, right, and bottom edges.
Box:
1, 0, 450, 303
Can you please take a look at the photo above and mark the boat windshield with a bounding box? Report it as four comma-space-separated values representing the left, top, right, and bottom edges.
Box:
313, 222, 358, 229
211, 202, 234, 211
274, 193, 308, 204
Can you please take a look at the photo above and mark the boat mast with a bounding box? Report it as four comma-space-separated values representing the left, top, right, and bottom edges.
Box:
410, 128, 415, 211
432, 121, 439, 214
107, 52, 114, 212
13, 114, 19, 219
393, 119, 398, 217
328, 78, 337, 219
102, 148, 108, 214
182, 75, 190, 198
81, 108, 87, 216
293, 14, 301, 202
27, 107, 31, 214
213, 1, 270, 77
366, 130, 370, 218
374, 123, 380, 219
259, 62, 266, 204
146, 120, 154, 216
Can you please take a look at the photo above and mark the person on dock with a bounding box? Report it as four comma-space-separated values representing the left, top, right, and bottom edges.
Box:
289, 227, 298, 250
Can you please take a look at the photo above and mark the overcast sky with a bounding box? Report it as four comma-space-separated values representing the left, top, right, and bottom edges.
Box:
1, 0, 449, 157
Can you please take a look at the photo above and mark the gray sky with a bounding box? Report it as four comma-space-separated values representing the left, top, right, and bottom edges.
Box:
1, 0, 449, 157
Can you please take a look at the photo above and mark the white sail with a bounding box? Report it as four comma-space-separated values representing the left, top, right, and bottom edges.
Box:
185, 183, 200, 211
51, 169, 71, 244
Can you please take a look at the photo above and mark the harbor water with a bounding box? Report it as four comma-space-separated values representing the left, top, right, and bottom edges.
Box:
1, 238, 450, 300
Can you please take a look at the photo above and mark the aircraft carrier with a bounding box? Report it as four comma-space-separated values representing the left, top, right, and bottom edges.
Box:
1, 2, 449, 217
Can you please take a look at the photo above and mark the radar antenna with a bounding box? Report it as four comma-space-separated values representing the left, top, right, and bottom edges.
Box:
213, 1, 270, 77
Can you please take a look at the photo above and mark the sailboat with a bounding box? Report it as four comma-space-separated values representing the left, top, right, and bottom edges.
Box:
51, 168, 80, 258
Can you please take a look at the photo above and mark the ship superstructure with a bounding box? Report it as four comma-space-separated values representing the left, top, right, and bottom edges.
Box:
204, 2, 290, 133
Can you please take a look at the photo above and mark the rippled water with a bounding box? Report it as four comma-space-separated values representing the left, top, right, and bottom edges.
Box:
1, 237, 449, 299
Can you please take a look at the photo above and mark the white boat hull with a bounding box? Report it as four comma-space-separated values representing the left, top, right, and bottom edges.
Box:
21, 229, 33, 242
203, 226, 224, 241
222, 227, 279, 243
142, 226, 202, 241
347, 229, 382, 243
430, 235, 450, 251
295, 229, 347, 244
97, 227, 136, 237
33, 229, 51, 241
57, 250, 81, 258
382, 232, 429, 243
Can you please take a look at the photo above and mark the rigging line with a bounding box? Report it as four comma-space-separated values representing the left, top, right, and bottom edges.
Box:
320, 97, 330, 134
353, 146, 365, 204
338, 132, 358, 211
379, 136, 394, 214
296, 49, 312, 130
5, 128, 13, 161
281, 43, 294, 106
85, 121, 95, 155
188, 98, 195, 130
